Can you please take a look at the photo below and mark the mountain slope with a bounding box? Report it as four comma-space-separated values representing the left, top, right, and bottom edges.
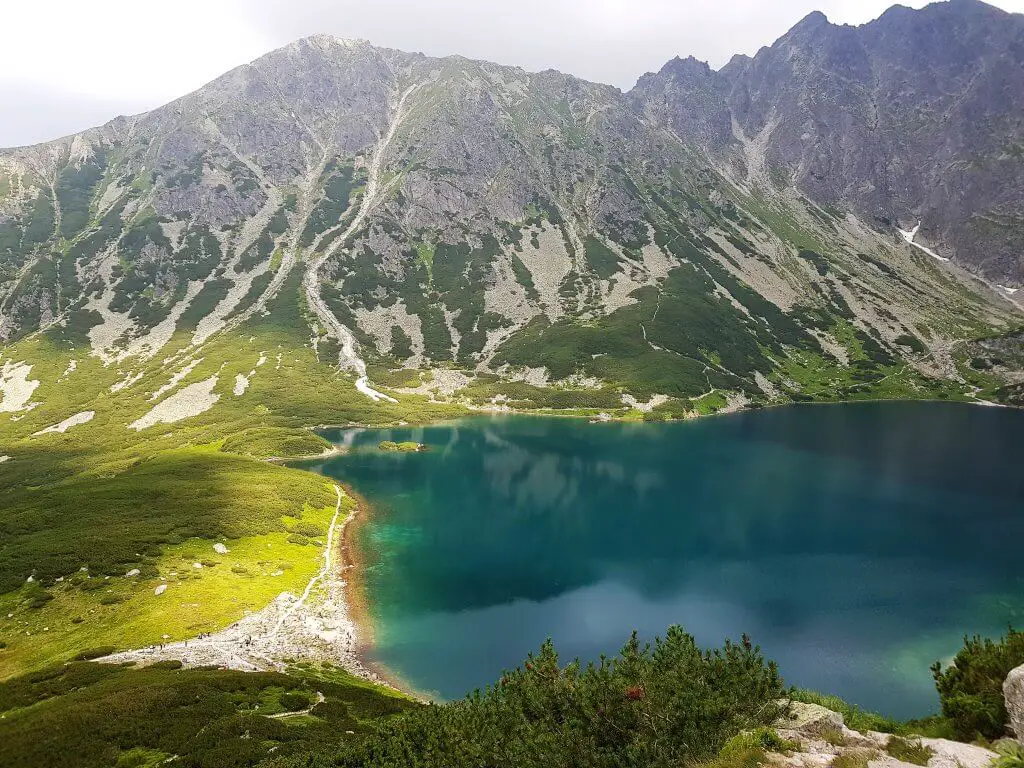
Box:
633, 0, 1024, 285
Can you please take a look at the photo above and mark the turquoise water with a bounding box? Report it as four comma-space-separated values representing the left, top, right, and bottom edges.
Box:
306, 402, 1024, 717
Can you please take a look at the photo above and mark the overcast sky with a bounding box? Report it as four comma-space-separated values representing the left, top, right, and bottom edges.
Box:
2, 0, 1023, 148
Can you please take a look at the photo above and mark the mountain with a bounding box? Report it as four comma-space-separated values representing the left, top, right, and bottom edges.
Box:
634, 0, 1024, 284
2, 7, 1022, 419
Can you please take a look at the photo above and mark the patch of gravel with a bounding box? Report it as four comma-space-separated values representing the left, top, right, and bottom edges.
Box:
129, 375, 220, 431
110, 371, 144, 393
510, 366, 550, 387
233, 374, 250, 396
621, 393, 669, 412
395, 368, 472, 397
192, 260, 270, 347
484, 251, 538, 328
0, 360, 41, 413
149, 358, 202, 401
98, 487, 384, 687
517, 223, 572, 320
32, 410, 95, 436
354, 300, 425, 364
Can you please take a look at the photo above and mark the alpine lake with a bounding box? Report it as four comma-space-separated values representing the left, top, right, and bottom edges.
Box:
296, 401, 1024, 718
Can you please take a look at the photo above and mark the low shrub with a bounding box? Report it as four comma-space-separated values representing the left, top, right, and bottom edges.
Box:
992, 740, 1024, 768
886, 736, 934, 765
279, 691, 311, 712
291, 522, 326, 538
932, 628, 1024, 740
336, 628, 788, 767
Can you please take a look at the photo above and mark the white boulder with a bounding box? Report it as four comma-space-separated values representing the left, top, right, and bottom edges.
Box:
1006, 663, 1024, 742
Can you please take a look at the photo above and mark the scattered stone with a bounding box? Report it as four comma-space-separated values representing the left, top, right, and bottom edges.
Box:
1006, 663, 1024, 742
918, 737, 998, 768
193, 563, 203, 569
777, 701, 845, 736
214, 543, 229, 554
32, 410, 95, 436
154, 584, 168, 596
0, 360, 41, 413
126, 569, 141, 577
128, 375, 220, 431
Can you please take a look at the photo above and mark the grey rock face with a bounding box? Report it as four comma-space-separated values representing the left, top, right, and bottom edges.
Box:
1007, 663, 1024, 741
0, 11, 1020, 404
632, 0, 1024, 283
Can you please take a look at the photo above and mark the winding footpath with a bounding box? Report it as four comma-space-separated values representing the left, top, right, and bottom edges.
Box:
98, 484, 383, 685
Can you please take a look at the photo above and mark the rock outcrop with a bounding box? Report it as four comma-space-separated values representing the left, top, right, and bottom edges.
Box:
1007, 663, 1024, 742
774, 703, 998, 768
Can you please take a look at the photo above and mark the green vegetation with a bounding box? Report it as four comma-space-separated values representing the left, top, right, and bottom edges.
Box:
322, 628, 786, 768
378, 441, 424, 453
790, 689, 903, 734
993, 740, 1024, 768
885, 736, 934, 765
707, 728, 798, 768
221, 428, 332, 459
830, 750, 876, 768
0, 661, 414, 768
0, 627, 788, 768
932, 627, 1024, 740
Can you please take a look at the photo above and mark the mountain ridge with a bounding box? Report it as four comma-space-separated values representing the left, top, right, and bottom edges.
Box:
1, 1, 1022, 417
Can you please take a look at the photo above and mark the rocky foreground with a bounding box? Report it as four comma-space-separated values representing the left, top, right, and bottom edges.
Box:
775, 703, 996, 768
773, 664, 1024, 768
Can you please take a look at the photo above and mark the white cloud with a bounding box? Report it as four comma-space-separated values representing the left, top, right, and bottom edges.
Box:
2, 0, 1023, 147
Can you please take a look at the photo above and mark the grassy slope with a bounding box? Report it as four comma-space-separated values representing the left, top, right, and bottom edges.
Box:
0, 660, 416, 768
0, 269, 462, 678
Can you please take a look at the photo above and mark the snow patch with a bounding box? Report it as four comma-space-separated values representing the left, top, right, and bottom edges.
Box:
33, 411, 95, 436
356, 377, 398, 403
997, 285, 1019, 295
0, 360, 40, 413
129, 376, 220, 431
899, 222, 949, 262
233, 374, 250, 396
0, 455, 9, 463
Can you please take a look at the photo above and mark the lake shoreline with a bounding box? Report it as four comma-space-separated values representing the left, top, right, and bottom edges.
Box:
339, 482, 433, 701
305, 400, 1024, 714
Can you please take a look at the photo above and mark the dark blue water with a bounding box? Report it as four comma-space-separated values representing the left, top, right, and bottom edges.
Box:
305, 402, 1024, 717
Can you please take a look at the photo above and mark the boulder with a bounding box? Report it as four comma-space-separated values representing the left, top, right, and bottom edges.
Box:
777, 701, 845, 737
919, 737, 997, 768
1006, 663, 1024, 742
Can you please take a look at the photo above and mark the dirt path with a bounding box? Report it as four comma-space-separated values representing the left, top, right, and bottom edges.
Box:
98, 485, 386, 685
267, 691, 326, 719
